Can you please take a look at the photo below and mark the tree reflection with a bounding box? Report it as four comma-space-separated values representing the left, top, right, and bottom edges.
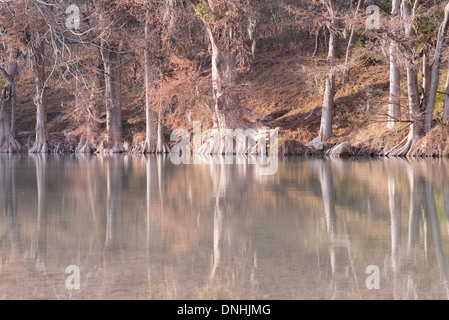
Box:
318, 159, 336, 297
0, 155, 18, 263
387, 161, 401, 300
31, 154, 48, 271
104, 156, 123, 250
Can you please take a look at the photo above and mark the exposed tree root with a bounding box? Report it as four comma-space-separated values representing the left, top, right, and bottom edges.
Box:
29, 132, 77, 154
139, 120, 170, 154
196, 125, 275, 155
96, 140, 126, 154
386, 135, 419, 157
0, 136, 21, 153
76, 136, 97, 154
29, 137, 48, 154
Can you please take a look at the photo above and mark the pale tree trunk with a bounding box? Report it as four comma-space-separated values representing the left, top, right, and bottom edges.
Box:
313, 27, 322, 56
156, 103, 170, 153
9, 63, 17, 135
422, 46, 431, 111
424, 3, 449, 132
387, 0, 423, 156
247, 17, 257, 58
342, 0, 364, 84
163, 0, 176, 37
29, 39, 49, 154
195, 1, 269, 155
388, 0, 401, 129
442, 57, 449, 122
77, 54, 101, 153
143, 18, 157, 153
198, 26, 242, 154
102, 44, 124, 153
319, 0, 339, 142
76, 92, 99, 153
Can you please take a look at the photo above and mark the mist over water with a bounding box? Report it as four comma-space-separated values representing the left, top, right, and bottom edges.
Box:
1, 154, 449, 299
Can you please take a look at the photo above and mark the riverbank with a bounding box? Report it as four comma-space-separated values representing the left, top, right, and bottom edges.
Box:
10, 36, 449, 157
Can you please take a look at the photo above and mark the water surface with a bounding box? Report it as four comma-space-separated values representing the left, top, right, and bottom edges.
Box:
1, 155, 449, 299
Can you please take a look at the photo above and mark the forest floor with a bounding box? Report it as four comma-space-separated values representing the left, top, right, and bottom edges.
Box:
11, 36, 449, 157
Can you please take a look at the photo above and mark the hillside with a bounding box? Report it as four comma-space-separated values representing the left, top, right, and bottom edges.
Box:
9, 31, 449, 157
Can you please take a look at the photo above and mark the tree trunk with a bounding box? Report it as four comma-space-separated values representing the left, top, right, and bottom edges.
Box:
388, 0, 401, 129
143, 18, 157, 153
29, 39, 49, 154
0, 60, 18, 136
422, 46, 431, 111
197, 26, 243, 154
156, 104, 170, 153
443, 58, 449, 122
387, 0, 423, 156
342, 0, 364, 84
424, 3, 449, 132
313, 27, 322, 56
76, 92, 99, 153
319, 6, 339, 143
102, 44, 124, 153
0, 84, 20, 153
247, 17, 257, 58
77, 54, 104, 153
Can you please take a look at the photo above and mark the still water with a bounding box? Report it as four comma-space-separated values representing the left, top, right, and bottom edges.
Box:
1, 154, 449, 299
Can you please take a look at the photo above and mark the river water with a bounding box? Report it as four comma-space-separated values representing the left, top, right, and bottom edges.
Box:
0, 154, 449, 299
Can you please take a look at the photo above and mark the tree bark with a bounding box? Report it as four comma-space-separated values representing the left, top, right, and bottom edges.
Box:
387, 0, 423, 156
197, 25, 244, 154
424, 3, 449, 132
143, 16, 159, 154
0, 83, 20, 152
102, 44, 125, 153
156, 104, 170, 153
422, 46, 431, 111
247, 17, 257, 58
388, 0, 401, 129
0, 59, 18, 136
443, 57, 449, 123
319, 0, 339, 143
29, 39, 49, 154
76, 92, 99, 153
